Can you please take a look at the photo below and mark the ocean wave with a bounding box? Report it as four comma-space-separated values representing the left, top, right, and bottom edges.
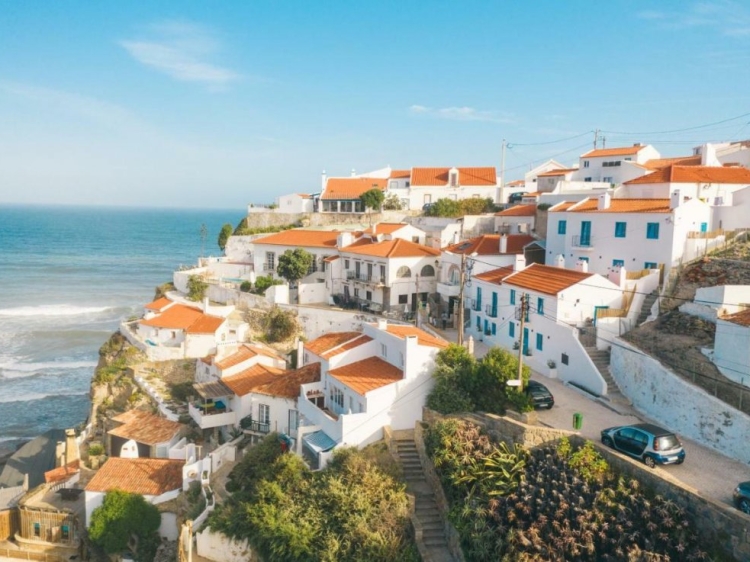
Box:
0, 360, 98, 378
0, 304, 113, 317
0, 390, 89, 404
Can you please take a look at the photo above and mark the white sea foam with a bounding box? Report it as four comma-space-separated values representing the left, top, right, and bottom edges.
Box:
0, 390, 88, 404
0, 360, 98, 378
0, 304, 112, 317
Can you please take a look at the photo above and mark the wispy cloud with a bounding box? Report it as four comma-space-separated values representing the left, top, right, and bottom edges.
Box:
120, 21, 240, 89
637, 1, 750, 37
409, 104, 513, 124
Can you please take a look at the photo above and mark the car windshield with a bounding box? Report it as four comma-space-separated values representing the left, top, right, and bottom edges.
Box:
656, 435, 680, 450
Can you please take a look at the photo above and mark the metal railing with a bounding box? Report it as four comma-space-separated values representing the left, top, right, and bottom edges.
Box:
485, 304, 498, 318
346, 271, 384, 284
471, 299, 482, 311
572, 235, 593, 248
240, 416, 270, 434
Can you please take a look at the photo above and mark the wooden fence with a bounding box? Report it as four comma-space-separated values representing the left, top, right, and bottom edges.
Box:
0, 509, 19, 540
596, 287, 635, 320
0, 548, 66, 562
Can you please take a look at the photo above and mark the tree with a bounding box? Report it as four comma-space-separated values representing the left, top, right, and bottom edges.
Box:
263, 306, 298, 343
425, 198, 461, 217
277, 248, 314, 285
360, 188, 385, 224
459, 197, 496, 215
218, 223, 233, 252
89, 490, 161, 560
382, 192, 403, 211
187, 274, 208, 301
252, 274, 283, 295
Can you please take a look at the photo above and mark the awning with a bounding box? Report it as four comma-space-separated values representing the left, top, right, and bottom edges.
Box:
193, 380, 232, 399
302, 430, 337, 454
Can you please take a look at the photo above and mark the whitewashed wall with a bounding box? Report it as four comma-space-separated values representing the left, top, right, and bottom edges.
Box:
298, 280, 328, 304
196, 527, 253, 562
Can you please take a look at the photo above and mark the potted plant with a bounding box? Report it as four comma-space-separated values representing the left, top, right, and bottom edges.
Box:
547, 359, 558, 379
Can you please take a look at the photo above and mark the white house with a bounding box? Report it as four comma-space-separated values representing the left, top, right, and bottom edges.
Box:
545, 193, 712, 276
107, 410, 184, 459
495, 204, 537, 234
296, 320, 447, 467
84, 457, 184, 538
535, 168, 578, 194
401, 166, 499, 208
571, 144, 660, 185
196, 342, 287, 383
468, 263, 623, 395
249, 229, 347, 276
276, 193, 315, 213
712, 308, 750, 387
319, 177, 388, 213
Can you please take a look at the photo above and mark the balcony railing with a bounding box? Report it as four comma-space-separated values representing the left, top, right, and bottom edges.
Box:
572, 235, 593, 248
189, 403, 235, 430
346, 271, 384, 284
240, 416, 270, 434
472, 299, 482, 312
485, 304, 498, 318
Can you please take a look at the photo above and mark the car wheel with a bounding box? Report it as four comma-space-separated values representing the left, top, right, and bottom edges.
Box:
644, 456, 656, 469
546, 404, 554, 410
740, 499, 750, 515
602, 436, 613, 448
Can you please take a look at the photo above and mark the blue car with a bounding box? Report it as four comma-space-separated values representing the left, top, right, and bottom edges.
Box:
733, 481, 750, 514
600, 423, 685, 468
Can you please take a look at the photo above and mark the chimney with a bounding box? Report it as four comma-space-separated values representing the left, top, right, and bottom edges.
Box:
403, 335, 418, 377
351, 168, 356, 177
597, 193, 611, 210
337, 232, 354, 248
608, 265, 627, 288
514, 254, 526, 271
55, 440, 65, 468
377, 318, 388, 331
499, 234, 508, 254
452, 231, 459, 245
670, 189, 682, 210
297, 339, 305, 367
556, 254, 565, 269
633, 143, 642, 147
203, 297, 210, 313
321, 170, 327, 191
65, 428, 79, 466
372, 223, 377, 235
575, 260, 589, 273
701, 144, 720, 166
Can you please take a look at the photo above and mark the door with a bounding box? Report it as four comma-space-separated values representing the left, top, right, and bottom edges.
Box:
700, 222, 708, 233
367, 263, 373, 281
522, 327, 529, 355
580, 221, 591, 246
476, 287, 482, 310
491, 292, 498, 317
631, 429, 649, 457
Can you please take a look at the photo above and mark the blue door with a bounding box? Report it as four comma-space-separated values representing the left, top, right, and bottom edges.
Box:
700, 222, 708, 233
491, 292, 498, 316
476, 287, 482, 310
580, 221, 591, 246
523, 327, 529, 354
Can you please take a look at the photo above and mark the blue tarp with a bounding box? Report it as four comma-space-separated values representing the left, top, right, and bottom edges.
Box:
302, 430, 337, 453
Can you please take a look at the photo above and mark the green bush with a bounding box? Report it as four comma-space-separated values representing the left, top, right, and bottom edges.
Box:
187, 275, 208, 301
88, 443, 105, 456
168, 381, 194, 403
253, 275, 283, 295
263, 306, 297, 343
240, 280, 252, 292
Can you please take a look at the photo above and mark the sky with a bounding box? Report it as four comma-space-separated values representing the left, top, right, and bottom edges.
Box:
1, 1, 750, 209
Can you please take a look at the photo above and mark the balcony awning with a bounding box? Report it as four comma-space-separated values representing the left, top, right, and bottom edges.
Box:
193, 380, 232, 399
302, 430, 337, 454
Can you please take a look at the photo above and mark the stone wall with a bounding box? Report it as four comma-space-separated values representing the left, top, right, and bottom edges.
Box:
243, 210, 417, 230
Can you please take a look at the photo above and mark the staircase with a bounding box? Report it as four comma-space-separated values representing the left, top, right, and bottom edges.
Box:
585, 347, 629, 405
393, 435, 456, 562
637, 290, 660, 325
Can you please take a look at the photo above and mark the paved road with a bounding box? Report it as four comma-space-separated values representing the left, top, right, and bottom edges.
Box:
532, 375, 750, 508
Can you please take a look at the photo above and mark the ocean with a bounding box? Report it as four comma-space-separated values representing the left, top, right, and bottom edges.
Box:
0, 204, 244, 444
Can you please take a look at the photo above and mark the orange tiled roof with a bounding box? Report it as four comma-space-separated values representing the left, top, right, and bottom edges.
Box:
254, 363, 322, 399
187, 315, 225, 334
722, 308, 750, 327
320, 334, 373, 359
506, 179, 525, 187
643, 156, 701, 170
564, 198, 671, 214
384, 324, 449, 348
624, 165, 750, 185
321, 178, 387, 200
411, 167, 497, 187
342, 238, 440, 258
474, 266, 515, 284
363, 223, 409, 235
85, 458, 183, 496
390, 169, 411, 179
328, 357, 403, 395
496, 204, 536, 217
109, 410, 183, 445
297, 193, 313, 199
252, 229, 342, 248
139, 303, 203, 330
44, 460, 80, 484
581, 146, 645, 158
444, 234, 536, 256
323, 255, 340, 262
305, 331, 363, 356
215, 344, 282, 370
536, 168, 578, 177
222, 364, 286, 397
144, 297, 173, 312
503, 263, 593, 295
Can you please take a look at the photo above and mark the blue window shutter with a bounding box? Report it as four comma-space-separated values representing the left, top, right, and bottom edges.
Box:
647, 222, 660, 239
615, 222, 626, 238
510, 289, 516, 305
492, 323, 496, 335
476, 315, 481, 329
537, 297, 544, 315
558, 220, 567, 235
536, 333, 543, 351
613, 259, 624, 267
509, 322, 515, 338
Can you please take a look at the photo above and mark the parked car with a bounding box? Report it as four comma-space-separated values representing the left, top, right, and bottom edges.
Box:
422, 202, 433, 211
507, 191, 527, 204
525, 380, 554, 409
600, 423, 685, 468
733, 481, 750, 514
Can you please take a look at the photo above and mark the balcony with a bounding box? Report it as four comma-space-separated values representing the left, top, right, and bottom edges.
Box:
485, 304, 498, 318
571, 235, 594, 249
189, 402, 235, 430
471, 299, 482, 312
437, 280, 461, 298
346, 271, 384, 285
240, 416, 270, 434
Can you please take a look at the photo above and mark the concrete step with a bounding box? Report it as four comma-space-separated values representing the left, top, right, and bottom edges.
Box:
424, 536, 448, 547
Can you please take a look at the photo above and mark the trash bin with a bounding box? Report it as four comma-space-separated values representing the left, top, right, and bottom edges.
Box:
573, 412, 583, 430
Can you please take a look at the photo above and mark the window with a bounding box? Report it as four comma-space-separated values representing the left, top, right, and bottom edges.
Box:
61, 525, 70, 541
557, 220, 567, 235
289, 410, 299, 431
491, 323, 496, 335
396, 266, 412, 278
613, 259, 624, 267
584, 177, 592, 182
476, 316, 481, 330
561, 353, 569, 365
644, 262, 657, 269
421, 264, 435, 277
424, 194, 432, 205
536, 333, 543, 351
624, 157, 632, 161
330, 387, 344, 410
412, 236, 420, 243
614, 222, 626, 238
646, 222, 660, 239
381, 343, 387, 357
258, 404, 270, 425
509, 322, 515, 338
353, 288, 360, 298
380, 265, 386, 279
265, 252, 275, 271
510, 289, 516, 305
537, 297, 544, 315
700, 222, 708, 233
579, 256, 589, 262
583, 161, 590, 168
398, 294, 408, 304
344, 259, 350, 270
603, 176, 613, 184
602, 161, 621, 167
34, 523, 40, 537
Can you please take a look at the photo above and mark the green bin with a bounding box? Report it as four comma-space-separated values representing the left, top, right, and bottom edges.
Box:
573, 412, 583, 430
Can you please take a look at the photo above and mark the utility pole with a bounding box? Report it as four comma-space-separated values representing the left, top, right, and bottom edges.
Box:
593, 129, 600, 150
457, 253, 466, 346
515, 294, 529, 392
415, 273, 420, 327
500, 138, 506, 191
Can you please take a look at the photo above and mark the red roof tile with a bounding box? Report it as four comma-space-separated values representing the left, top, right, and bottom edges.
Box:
624, 165, 750, 185
474, 266, 515, 284
320, 334, 373, 359
496, 204, 536, 217
222, 364, 286, 397
722, 308, 750, 327
506, 179, 526, 187
186, 315, 225, 334
581, 146, 645, 158
252, 230, 343, 248
389, 169, 411, 179
215, 344, 282, 370
109, 410, 183, 445
384, 324, 449, 348
536, 168, 578, 177
565, 198, 671, 214
144, 297, 173, 312
321, 178, 387, 200
411, 167, 497, 186
254, 363, 322, 399
140, 304, 203, 330
342, 238, 440, 258
329, 357, 403, 395
503, 263, 594, 295
305, 331, 366, 358
85, 458, 184, 496
363, 223, 409, 235
642, 156, 701, 170
45, 461, 80, 484
444, 234, 536, 255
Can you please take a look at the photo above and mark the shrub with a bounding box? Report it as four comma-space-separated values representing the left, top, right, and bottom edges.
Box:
240, 280, 252, 292
187, 275, 208, 301
263, 306, 297, 343
88, 443, 105, 456
168, 381, 194, 403
252, 275, 283, 295
382, 192, 403, 210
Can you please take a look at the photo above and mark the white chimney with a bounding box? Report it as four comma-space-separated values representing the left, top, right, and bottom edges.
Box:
377, 318, 388, 331
337, 232, 354, 248
297, 339, 305, 367
403, 335, 418, 377
670, 189, 682, 210
351, 168, 356, 177
372, 223, 377, 235
701, 143, 720, 166
321, 170, 327, 191
575, 259, 588, 273
203, 297, 210, 313
597, 193, 611, 210
499, 234, 508, 254
514, 254, 526, 271
608, 265, 627, 288
556, 254, 566, 268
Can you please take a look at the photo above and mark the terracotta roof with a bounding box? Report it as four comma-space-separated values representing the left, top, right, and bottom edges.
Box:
474, 266, 515, 284
145, 297, 173, 312
363, 223, 409, 235
549, 201, 576, 212
187, 315, 225, 334
444, 234, 536, 256
496, 204, 536, 217
536, 168, 578, 177
411, 167, 497, 187
85, 458, 183, 496
384, 324, 449, 348
643, 156, 701, 170
624, 165, 750, 185
305, 331, 363, 356
390, 169, 411, 179
328, 357, 403, 395
215, 344, 282, 370
564, 198, 671, 214
722, 308, 750, 327
506, 179, 525, 187
320, 334, 373, 359
342, 238, 440, 258
252, 230, 342, 248
581, 146, 646, 158
503, 263, 594, 295
321, 178, 387, 200
297, 193, 313, 199
222, 364, 286, 397
44, 460, 80, 484
323, 255, 340, 262
139, 304, 203, 330
109, 410, 183, 445
254, 363, 322, 399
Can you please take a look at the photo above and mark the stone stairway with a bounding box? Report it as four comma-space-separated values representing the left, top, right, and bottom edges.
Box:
637, 290, 660, 325
585, 347, 629, 405
393, 436, 456, 562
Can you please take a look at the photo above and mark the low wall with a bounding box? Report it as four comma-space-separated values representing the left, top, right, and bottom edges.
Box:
196, 527, 254, 562
610, 338, 750, 464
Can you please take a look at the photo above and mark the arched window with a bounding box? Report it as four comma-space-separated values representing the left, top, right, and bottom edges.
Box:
420, 265, 435, 277
396, 266, 412, 278
448, 265, 460, 285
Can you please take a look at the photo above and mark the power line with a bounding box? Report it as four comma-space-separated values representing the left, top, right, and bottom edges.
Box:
509, 131, 593, 147
600, 111, 750, 136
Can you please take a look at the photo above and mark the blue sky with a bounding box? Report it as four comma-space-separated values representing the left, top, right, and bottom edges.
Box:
1, 1, 750, 208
